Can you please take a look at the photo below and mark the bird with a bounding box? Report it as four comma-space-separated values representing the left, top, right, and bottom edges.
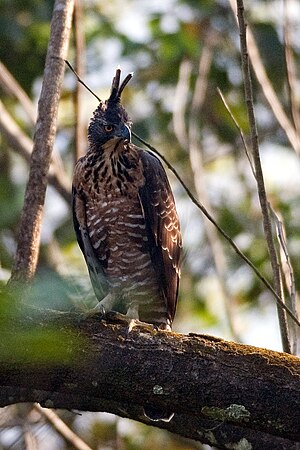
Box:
72, 68, 182, 332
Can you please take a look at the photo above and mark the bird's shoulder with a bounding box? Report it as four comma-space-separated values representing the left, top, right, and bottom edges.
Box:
72, 155, 89, 191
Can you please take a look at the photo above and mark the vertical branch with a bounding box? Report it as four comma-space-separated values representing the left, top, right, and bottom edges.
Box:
272, 210, 299, 354
9, 0, 74, 283
173, 59, 192, 149
283, 0, 300, 136
236, 0, 291, 353
74, 0, 87, 160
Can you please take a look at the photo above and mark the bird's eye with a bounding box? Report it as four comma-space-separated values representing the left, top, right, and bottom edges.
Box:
104, 125, 114, 132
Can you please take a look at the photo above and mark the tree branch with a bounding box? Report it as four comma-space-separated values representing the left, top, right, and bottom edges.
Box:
34, 404, 93, 450
236, 0, 290, 354
217, 87, 299, 354
172, 58, 191, 149
0, 60, 36, 125
9, 0, 74, 283
1, 309, 300, 449
0, 100, 71, 204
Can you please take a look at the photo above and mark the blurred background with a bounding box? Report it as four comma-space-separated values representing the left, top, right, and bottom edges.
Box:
0, 0, 299, 448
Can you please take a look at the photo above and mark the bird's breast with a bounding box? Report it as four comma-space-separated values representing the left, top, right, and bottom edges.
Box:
86, 138, 145, 198
80, 139, 154, 284
86, 193, 159, 300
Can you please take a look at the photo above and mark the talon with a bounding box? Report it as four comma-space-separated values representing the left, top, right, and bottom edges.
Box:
105, 311, 127, 323
126, 319, 137, 336
127, 319, 154, 334
83, 302, 106, 318
128, 319, 135, 333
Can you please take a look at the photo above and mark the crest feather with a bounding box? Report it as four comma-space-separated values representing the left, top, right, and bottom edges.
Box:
87, 68, 133, 147
108, 68, 133, 105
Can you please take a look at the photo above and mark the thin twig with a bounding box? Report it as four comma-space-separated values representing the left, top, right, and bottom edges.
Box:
217, 87, 255, 177
236, 0, 290, 353
65, 60, 101, 102
9, 0, 74, 283
34, 405, 93, 450
271, 209, 298, 354
273, 214, 296, 311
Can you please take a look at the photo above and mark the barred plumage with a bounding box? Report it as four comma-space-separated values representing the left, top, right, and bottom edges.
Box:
72, 69, 182, 330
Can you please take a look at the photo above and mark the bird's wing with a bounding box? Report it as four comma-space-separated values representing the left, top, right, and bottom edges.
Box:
139, 150, 182, 322
72, 159, 109, 301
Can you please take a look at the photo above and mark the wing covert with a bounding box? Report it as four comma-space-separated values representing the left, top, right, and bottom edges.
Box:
139, 150, 182, 322
72, 159, 109, 301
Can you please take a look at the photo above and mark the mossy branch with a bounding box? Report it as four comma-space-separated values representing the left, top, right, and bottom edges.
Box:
0, 309, 300, 450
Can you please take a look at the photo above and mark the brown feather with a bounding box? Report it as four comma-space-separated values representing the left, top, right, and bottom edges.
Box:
139, 150, 182, 322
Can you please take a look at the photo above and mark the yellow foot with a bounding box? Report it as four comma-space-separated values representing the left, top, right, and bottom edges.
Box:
104, 312, 155, 333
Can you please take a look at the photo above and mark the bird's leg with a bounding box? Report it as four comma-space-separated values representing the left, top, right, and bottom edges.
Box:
126, 302, 139, 320
85, 293, 136, 327
125, 303, 140, 333
96, 293, 116, 315
124, 303, 155, 333
84, 292, 116, 318
102, 302, 142, 331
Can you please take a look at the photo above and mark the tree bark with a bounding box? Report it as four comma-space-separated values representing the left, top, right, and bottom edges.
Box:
9, 0, 74, 283
0, 309, 299, 449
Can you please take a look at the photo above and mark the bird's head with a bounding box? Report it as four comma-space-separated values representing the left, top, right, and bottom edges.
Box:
88, 69, 133, 148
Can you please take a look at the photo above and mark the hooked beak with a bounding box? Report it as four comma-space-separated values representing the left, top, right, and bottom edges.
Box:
117, 123, 131, 142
